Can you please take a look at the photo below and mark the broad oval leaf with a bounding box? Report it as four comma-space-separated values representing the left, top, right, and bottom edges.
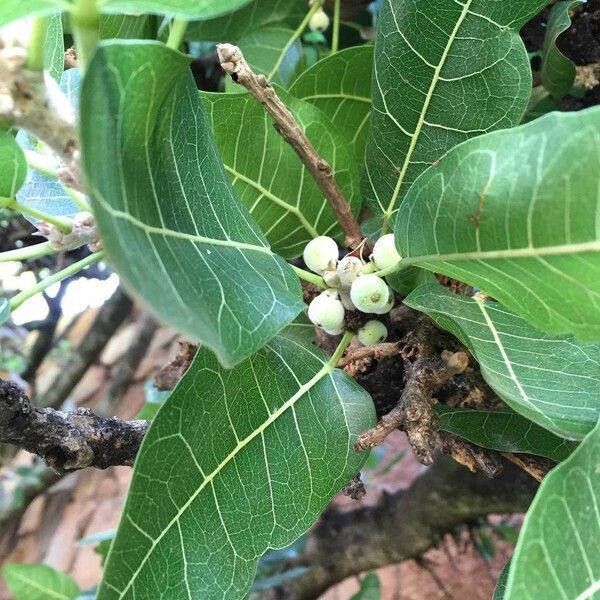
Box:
0, 2, 67, 28
99, 14, 156, 40
505, 420, 600, 600
203, 90, 360, 258
44, 13, 64, 82
406, 284, 600, 439
363, 0, 547, 226
3, 563, 81, 600
0, 131, 27, 197
396, 107, 600, 340
99, 0, 253, 20
186, 0, 306, 42
436, 406, 578, 462
290, 46, 373, 165
541, 0, 584, 100
98, 334, 375, 600
81, 41, 303, 367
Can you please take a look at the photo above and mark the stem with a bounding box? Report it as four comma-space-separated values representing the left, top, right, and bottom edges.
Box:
332, 0, 341, 53
64, 186, 90, 211
69, 0, 100, 71
27, 17, 48, 72
373, 260, 404, 279
328, 330, 355, 369
292, 265, 327, 288
166, 18, 188, 50
267, 0, 323, 81
24, 149, 58, 179
0, 241, 54, 263
1, 197, 72, 233
9, 251, 104, 311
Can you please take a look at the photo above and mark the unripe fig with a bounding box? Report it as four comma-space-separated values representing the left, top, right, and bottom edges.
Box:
323, 269, 340, 288
309, 8, 330, 32
372, 233, 401, 271
308, 289, 345, 332
350, 274, 391, 314
372, 290, 394, 315
303, 236, 338, 275
357, 320, 388, 346
337, 255, 363, 288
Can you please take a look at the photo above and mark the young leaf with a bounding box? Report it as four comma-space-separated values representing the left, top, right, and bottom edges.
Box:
97, 333, 375, 600
290, 46, 373, 164
203, 90, 360, 258
0, 1, 67, 28
80, 42, 303, 367
0, 131, 27, 198
186, 0, 306, 42
363, 0, 547, 225
396, 107, 600, 340
505, 420, 600, 600
541, 0, 584, 99
436, 406, 578, 462
406, 285, 600, 439
44, 13, 64, 82
3, 563, 81, 600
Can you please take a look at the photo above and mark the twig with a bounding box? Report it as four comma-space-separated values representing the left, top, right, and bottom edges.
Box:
0, 46, 81, 189
501, 452, 553, 482
438, 432, 504, 478
217, 43, 364, 249
338, 342, 401, 369
0, 380, 148, 472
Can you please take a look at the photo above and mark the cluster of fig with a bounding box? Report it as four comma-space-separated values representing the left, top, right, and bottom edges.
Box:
303, 234, 401, 346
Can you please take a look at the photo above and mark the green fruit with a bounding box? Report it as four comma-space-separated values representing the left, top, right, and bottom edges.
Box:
336, 255, 363, 288
308, 289, 345, 331
372, 233, 401, 271
358, 320, 388, 346
350, 274, 391, 314
303, 236, 339, 275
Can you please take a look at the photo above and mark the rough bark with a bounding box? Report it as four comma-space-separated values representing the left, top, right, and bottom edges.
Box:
275, 456, 538, 599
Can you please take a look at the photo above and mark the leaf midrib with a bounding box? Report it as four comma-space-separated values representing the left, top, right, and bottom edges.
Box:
92, 186, 272, 254
107, 353, 339, 599
382, 0, 474, 225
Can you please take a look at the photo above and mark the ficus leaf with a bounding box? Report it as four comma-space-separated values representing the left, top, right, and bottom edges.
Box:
505, 420, 600, 599
396, 107, 600, 340
80, 41, 303, 367
406, 284, 600, 439
98, 333, 375, 600
0, 1, 67, 28
99, 0, 254, 20
0, 131, 27, 198
203, 89, 360, 258
436, 406, 578, 462
290, 46, 373, 165
363, 0, 548, 227
44, 13, 63, 82
3, 563, 81, 600
541, 0, 584, 100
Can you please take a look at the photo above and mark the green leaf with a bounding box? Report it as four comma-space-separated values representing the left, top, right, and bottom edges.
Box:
44, 13, 64, 82
81, 41, 303, 368
99, 0, 254, 20
494, 560, 510, 600
99, 14, 156, 40
290, 46, 373, 165
0, 1, 67, 28
350, 573, 381, 600
203, 90, 360, 258
396, 107, 600, 340
0, 299, 10, 325
3, 564, 81, 600
406, 284, 600, 439
186, 0, 306, 42
436, 406, 578, 462
522, 86, 559, 124
98, 333, 375, 600
0, 131, 27, 198
505, 420, 600, 600
364, 0, 547, 226
541, 0, 584, 99
225, 24, 302, 91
